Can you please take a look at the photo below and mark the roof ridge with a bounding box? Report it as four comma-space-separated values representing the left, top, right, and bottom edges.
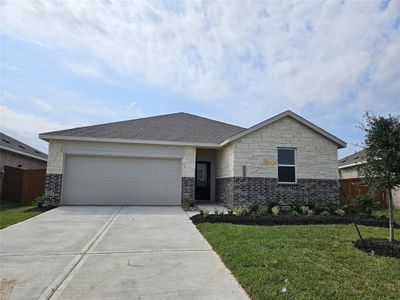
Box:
40, 112, 245, 136
180, 112, 246, 130
39, 112, 185, 135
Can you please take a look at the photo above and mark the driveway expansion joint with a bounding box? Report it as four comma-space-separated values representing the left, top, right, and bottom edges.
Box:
38, 206, 123, 300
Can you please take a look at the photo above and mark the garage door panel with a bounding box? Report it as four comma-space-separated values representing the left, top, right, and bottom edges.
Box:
63, 156, 181, 205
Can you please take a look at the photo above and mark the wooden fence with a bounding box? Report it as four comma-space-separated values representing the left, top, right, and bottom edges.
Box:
1, 166, 46, 204
339, 178, 386, 208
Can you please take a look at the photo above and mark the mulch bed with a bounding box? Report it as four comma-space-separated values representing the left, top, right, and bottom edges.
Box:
181, 203, 198, 212
354, 238, 400, 259
191, 214, 399, 229
27, 206, 55, 212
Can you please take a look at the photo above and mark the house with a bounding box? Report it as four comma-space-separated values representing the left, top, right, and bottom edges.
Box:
39, 110, 346, 208
339, 149, 400, 208
0, 132, 48, 199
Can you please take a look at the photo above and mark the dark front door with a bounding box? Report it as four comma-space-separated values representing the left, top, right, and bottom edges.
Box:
195, 161, 211, 201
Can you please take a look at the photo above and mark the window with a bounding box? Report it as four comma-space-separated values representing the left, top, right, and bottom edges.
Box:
277, 148, 296, 183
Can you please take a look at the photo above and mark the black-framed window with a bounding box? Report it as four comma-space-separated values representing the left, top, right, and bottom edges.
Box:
277, 148, 296, 183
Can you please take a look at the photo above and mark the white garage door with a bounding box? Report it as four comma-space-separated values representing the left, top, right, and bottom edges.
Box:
62, 155, 181, 205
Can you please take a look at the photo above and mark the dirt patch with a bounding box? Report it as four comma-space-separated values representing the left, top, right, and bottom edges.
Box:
354, 238, 400, 259
191, 214, 399, 228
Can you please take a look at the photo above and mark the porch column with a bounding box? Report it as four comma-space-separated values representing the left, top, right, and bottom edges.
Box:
181, 147, 196, 204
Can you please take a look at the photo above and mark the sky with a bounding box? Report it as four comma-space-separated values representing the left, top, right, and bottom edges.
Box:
1, 0, 399, 158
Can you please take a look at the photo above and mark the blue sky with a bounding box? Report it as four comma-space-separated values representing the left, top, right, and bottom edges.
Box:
1, 0, 399, 158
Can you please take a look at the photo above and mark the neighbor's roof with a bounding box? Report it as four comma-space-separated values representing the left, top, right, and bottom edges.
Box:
0, 132, 47, 161
40, 113, 246, 146
338, 149, 367, 169
39, 110, 346, 148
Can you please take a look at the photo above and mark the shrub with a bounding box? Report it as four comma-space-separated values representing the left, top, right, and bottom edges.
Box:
227, 209, 234, 216
309, 199, 324, 214
301, 206, 314, 216
267, 200, 279, 212
188, 199, 196, 208
354, 193, 376, 215
271, 206, 280, 216
32, 195, 45, 208
320, 210, 330, 217
326, 203, 339, 214
234, 207, 248, 216
202, 209, 209, 217
335, 208, 346, 216
213, 208, 219, 215
289, 210, 299, 216
248, 201, 263, 216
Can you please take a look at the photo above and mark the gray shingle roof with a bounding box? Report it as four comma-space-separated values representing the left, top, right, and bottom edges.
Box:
40, 113, 246, 144
338, 149, 366, 168
0, 132, 47, 160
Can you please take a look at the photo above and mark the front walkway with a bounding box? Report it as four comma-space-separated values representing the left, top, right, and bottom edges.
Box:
0, 206, 248, 300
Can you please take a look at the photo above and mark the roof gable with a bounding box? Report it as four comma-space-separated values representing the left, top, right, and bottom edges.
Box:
220, 110, 346, 148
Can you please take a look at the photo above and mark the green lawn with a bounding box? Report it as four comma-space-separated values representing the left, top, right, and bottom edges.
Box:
0, 200, 43, 229
198, 223, 400, 300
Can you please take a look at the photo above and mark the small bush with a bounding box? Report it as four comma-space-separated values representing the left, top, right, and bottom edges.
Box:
267, 200, 279, 212
271, 206, 280, 216
354, 193, 376, 215
301, 206, 314, 216
289, 210, 299, 216
32, 195, 45, 208
227, 209, 234, 216
335, 208, 346, 216
320, 210, 330, 216
202, 209, 209, 217
188, 199, 196, 208
234, 207, 248, 216
248, 201, 262, 215
213, 208, 219, 215
326, 203, 339, 214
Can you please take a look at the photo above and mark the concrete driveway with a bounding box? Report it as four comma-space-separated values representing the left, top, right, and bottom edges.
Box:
0, 206, 248, 300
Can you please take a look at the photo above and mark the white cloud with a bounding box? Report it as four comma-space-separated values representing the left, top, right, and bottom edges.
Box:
68, 101, 146, 120
29, 97, 57, 112
0, 105, 84, 152
2, 0, 399, 125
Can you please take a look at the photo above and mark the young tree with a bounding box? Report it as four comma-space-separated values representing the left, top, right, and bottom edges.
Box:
362, 112, 400, 242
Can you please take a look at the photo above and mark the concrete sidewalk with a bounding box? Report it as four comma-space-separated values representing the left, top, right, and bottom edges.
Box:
0, 206, 248, 300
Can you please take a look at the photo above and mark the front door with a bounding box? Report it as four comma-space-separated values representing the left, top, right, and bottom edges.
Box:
195, 161, 210, 201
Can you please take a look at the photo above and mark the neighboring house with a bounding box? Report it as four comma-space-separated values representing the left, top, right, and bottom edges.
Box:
339, 149, 400, 208
0, 132, 48, 198
39, 110, 346, 208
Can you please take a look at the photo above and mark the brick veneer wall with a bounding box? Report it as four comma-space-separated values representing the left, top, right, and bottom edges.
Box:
181, 177, 195, 203
44, 174, 63, 206
216, 177, 339, 208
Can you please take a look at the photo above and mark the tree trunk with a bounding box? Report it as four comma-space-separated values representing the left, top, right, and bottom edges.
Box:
388, 188, 395, 242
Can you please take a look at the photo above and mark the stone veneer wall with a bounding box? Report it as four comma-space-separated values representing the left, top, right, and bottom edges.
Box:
181, 177, 195, 203
44, 141, 64, 206
44, 174, 63, 206
216, 177, 339, 208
